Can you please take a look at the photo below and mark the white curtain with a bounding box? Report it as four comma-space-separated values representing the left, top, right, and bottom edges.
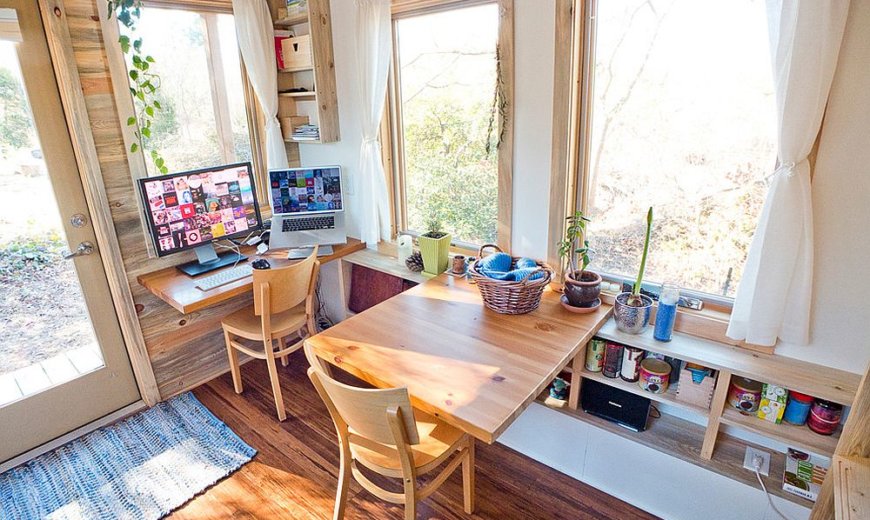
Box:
727, 1, 850, 346
232, 0, 288, 170
355, 0, 392, 245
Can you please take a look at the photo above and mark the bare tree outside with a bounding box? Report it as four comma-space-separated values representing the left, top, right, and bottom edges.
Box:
587, 0, 776, 298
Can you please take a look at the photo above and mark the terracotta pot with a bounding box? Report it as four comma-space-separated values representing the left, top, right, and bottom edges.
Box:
563, 271, 602, 307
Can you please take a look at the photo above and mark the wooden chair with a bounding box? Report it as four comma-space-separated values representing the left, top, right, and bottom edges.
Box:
305, 349, 475, 520
221, 248, 320, 421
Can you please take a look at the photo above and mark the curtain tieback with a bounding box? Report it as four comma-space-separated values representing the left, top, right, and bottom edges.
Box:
361, 137, 379, 145
765, 160, 797, 181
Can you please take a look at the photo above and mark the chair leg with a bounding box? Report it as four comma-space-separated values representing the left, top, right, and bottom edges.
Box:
403, 476, 417, 520
333, 444, 352, 520
463, 437, 476, 514
223, 329, 243, 394
264, 340, 286, 421
280, 337, 290, 367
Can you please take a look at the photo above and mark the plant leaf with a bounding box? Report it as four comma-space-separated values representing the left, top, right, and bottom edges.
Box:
126, 116, 136, 126
130, 142, 138, 153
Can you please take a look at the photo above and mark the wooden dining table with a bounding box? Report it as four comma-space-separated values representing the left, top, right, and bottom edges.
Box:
305, 273, 612, 444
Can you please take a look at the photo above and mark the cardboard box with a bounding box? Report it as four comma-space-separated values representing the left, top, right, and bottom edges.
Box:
783, 448, 828, 502
757, 383, 788, 424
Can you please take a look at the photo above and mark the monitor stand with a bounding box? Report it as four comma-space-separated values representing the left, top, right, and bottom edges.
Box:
287, 245, 333, 260
177, 244, 247, 276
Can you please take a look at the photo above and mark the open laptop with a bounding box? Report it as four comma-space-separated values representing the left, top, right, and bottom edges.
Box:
268, 166, 347, 257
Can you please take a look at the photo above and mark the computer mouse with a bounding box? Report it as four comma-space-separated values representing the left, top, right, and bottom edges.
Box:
251, 259, 271, 270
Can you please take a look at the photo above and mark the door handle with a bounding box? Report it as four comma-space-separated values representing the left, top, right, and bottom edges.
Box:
63, 241, 95, 260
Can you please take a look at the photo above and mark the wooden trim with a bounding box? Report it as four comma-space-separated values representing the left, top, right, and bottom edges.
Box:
36, 0, 160, 406
495, 0, 513, 252
203, 12, 235, 164
141, 0, 232, 13
0, 18, 22, 42
391, 0, 493, 17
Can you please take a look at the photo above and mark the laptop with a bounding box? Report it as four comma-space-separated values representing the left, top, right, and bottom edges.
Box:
267, 166, 347, 256
581, 379, 651, 432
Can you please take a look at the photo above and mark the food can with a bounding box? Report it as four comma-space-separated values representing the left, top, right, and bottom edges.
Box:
807, 399, 842, 435
727, 377, 763, 414
783, 391, 814, 425
585, 339, 606, 372
638, 358, 671, 394
602, 343, 624, 378
620, 347, 645, 382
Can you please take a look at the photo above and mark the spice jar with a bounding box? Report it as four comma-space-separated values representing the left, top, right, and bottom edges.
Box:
807, 399, 842, 435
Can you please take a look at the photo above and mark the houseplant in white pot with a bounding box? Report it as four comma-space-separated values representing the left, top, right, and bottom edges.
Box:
614, 207, 654, 333
557, 211, 601, 308
418, 214, 451, 276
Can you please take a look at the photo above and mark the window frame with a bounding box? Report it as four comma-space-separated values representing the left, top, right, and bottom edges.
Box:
98, 0, 267, 257
548, 0, 776, 351
383, 0, 514, 253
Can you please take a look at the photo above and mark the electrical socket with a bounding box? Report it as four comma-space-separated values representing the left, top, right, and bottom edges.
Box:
743, 446, 771, 476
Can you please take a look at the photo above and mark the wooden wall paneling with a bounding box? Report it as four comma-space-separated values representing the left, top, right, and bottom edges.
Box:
307, 0, 339, 143
37, 0, 160, 405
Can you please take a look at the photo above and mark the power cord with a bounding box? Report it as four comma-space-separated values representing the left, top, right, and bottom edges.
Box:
752, 454, 791, 520
314, 275, 333, 331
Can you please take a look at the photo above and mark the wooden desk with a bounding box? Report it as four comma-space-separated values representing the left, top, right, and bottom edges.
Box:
138, 238, 365, 314
305, 274, 612, 444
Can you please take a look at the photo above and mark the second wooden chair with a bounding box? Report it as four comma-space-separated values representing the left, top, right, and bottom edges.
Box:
221, 248, 320, 420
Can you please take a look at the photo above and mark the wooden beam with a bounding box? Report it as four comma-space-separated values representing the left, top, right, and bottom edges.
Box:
203, 12, 236, 164
496, 0, 513, 252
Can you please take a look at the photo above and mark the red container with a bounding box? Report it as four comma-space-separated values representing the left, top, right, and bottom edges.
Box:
602, 343, 624, 379
807, 399, 842, 435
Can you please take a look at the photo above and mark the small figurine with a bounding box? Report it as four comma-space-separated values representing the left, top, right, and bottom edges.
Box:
549, 377, 569, 400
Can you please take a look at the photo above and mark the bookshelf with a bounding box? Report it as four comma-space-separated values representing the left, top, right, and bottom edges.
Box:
270, 0, 340, 148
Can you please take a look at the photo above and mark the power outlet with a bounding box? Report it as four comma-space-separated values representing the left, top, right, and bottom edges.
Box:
743, 446, 771, 476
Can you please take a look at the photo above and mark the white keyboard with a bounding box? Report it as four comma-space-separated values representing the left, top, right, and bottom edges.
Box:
194, 264, 253, 291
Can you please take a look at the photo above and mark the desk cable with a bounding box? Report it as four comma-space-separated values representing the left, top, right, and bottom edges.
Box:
752, 454, 791, 520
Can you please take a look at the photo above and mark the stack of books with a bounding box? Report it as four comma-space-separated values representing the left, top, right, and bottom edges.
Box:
293, 124, 320, 141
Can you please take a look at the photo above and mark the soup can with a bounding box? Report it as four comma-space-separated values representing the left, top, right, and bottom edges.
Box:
620, 347, 645, 382
585, 339, 606, 372
638, 358, 671, 394
602, 343, 624, 378
807, 399, 842, 435
727, 377, 763, 414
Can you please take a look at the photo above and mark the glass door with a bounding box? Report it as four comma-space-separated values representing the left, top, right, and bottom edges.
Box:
0, 0, 139, 463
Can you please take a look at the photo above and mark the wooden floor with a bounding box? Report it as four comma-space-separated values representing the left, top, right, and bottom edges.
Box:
173, 351, 658, 519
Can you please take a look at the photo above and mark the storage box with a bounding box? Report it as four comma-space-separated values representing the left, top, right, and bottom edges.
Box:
675, 363, 716, 410
279, 116, 310, 140
783, 448, 828, 502
281, 35, 312, 70
757, 383, 788, 424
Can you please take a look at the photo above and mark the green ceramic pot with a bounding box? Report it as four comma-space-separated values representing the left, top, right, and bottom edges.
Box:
418, 233, 451, 276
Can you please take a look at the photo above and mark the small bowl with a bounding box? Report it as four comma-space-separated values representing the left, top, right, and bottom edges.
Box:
560, 295, 601, 314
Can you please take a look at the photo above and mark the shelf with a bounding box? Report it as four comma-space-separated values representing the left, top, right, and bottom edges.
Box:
284, 138, 322, 144
580, 367, 710, 417
279, 91, 316, 98
535, 393, 815, 507
279, 66, 314, 73
274, 12, 308, 27
720, 407, 839, 457
595, 319, 860, 405
342, 249, 429, 285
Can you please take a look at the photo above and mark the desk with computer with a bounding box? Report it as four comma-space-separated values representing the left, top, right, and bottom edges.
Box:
137, 161, 359, 312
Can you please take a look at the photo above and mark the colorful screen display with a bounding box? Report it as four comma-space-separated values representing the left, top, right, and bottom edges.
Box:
139, 163, 262, 256
269, 167, 343, 215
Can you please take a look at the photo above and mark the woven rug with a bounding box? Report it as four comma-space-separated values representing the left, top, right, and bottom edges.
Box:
0, 392, 256, 520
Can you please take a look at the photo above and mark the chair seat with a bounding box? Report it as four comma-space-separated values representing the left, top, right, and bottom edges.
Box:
222, 304, 307, 341
350, 408, 466, 476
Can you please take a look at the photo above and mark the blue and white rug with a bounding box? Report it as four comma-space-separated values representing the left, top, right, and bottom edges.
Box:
0, 392, 256, 519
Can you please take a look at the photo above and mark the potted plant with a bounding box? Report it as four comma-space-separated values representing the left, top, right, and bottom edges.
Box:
614, 207, 655, 334
418, 214, 451, 276
557, 211, 601, 308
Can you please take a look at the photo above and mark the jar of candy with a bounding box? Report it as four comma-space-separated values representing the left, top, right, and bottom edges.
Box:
807, 399, 843, 435
782, 391, 813, 425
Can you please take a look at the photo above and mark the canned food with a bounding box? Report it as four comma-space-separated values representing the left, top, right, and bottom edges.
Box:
728, 378, 763, 414
807, 399, 842, 435
602, 343, 624, 378
620, 347, 645, 382
638, 358, 671, 394
585, 339, 606, 372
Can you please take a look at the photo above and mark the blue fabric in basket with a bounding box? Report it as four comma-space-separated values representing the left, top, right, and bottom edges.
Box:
478, 254, 544, 282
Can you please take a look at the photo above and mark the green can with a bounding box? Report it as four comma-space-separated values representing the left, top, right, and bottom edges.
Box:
585, 339, 606, 372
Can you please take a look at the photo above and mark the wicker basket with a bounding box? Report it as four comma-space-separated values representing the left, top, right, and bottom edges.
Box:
468, 244, 554, 315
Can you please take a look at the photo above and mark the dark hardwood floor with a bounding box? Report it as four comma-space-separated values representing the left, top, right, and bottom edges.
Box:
173, 351, 658, 519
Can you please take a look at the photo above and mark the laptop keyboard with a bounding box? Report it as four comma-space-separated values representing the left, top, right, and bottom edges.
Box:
282, 215, 335, 232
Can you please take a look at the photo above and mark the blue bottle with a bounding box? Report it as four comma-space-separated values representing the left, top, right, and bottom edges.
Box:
654, 284, 679, 342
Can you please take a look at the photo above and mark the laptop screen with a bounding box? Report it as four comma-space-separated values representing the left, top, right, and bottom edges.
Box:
269, 166, 343, 216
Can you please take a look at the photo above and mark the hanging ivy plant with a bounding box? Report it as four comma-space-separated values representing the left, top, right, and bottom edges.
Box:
106, 0, 169, 174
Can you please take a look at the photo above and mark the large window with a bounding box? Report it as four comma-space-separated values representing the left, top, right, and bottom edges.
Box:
119, 7, 253, 177
389, 2, 511, 247
582, 0, 776, 299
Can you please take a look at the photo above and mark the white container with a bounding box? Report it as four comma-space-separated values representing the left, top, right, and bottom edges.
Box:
397, 234, 413, 265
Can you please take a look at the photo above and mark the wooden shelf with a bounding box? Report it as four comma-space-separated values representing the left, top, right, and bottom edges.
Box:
720, 407, 839, 456
341, 249, 429, 285
595, 319, 860, 405
279, 91, 316, 98
535, 393, 815, 507
274, 12, 308, 27
580, 367, 710, 417
279, 66, 314, 73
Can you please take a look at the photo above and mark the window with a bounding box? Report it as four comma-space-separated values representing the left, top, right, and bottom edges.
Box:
389, 1, 512, 248
581, 0, 776, 299
119, 7, 253, 177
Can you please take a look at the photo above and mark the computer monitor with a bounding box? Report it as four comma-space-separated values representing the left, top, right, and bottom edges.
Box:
138, 162, 263, 276
267, 166, 347, 257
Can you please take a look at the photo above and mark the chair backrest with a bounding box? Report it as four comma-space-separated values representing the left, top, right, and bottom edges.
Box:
307, 366, 421, 446
252, 247, 319, 316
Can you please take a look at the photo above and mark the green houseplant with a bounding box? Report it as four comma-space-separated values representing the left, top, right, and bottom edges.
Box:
557, 211, 601, 307
614, 207, 654, 333
418, 214, 451, 276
